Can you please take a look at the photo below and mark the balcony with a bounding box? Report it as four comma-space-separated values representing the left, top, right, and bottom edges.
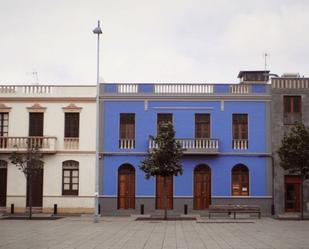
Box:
149, 138, 219, 155
0, 136, 57, 153
119, 139, 135, 149
232, 139, 248, 150
64, 138, 79, 150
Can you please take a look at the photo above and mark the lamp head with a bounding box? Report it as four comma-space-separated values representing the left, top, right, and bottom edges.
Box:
93, 21, 103, 35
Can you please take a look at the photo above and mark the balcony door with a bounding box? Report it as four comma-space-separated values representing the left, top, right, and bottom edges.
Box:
156, 175, 173, 209
29, 113, 44, 148
0, 160, 7, 207
194, 164, 211, 210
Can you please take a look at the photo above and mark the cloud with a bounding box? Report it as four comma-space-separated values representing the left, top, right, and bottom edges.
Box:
0, 0, 308, 84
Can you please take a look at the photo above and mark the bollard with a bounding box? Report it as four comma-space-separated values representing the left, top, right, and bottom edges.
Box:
140, 204, 144, 215
98, 203, 101, 215
11, 204, 14, 214
53, 204, 57, 215
184, 204, 188, 215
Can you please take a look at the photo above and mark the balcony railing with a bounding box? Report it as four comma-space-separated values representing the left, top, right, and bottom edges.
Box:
154, 84, 214, 94
232, 139, 248, 150
230, 84, 250, 94
119, 139, 135, 149
149, 138, 219, 154
0, 136, 57, 153
64, 138, 79, 150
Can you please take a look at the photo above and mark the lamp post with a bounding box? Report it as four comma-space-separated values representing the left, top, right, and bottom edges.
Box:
93, 20, 102, 223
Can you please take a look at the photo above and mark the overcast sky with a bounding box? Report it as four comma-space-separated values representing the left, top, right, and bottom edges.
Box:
1, 0, 309, 84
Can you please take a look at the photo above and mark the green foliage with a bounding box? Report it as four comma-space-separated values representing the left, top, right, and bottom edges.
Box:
278, 122, 309, 179
140, 122, 184, 179
9, 145, 44, 178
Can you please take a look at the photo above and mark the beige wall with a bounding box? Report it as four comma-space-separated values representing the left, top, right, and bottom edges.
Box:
0, 85, 96, 213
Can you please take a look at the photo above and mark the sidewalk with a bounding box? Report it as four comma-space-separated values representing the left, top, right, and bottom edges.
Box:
1, 215, 309, 249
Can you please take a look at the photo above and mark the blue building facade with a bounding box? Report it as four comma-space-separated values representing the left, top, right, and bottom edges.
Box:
99, 75, 272, 214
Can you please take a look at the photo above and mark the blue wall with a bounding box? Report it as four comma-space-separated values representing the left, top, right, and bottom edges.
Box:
102, 155, 268, 196
103, 100, 266, 153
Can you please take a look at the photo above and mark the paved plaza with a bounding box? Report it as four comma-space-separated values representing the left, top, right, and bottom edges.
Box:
1, 216, 309, 249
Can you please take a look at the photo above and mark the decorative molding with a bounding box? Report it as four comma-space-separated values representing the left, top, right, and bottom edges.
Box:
27, 103, 46, 112
62, 103, 83, 113
0, 103, 12, 112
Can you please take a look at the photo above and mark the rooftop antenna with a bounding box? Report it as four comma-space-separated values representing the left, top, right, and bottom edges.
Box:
32, 71, 39, 85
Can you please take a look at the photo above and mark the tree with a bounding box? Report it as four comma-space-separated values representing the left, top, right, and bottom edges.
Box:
9, 145, 43, 219
278, 122, 309, 220
140, 122, 184, 220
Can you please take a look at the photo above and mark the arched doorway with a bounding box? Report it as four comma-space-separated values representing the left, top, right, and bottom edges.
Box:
194, 164, 211, 210
118, 164, 135, 209
156, 176, 173, 209
0, 160, 7, 207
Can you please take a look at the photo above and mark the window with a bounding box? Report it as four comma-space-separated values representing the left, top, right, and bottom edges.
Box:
232, 164, 249, 196
283, 96, 301, 124
120, 114, 135, 139
62, 160, 79, 195
195, 114, 210, 138
119, 114, 135, 149
29, 113, 44, 136
64, 113, 79, 138
233, 114, 248, 139
0, 113, 9, 148
157, 113, 173, 133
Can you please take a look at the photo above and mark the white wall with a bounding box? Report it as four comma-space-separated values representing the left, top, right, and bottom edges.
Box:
0, 85, 96, 212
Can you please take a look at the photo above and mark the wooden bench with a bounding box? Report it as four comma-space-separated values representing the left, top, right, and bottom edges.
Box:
208, 205, 261, 219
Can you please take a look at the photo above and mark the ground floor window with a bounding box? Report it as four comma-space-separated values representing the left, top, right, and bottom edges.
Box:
62, 160, 79, 195
232, 164, 249, 196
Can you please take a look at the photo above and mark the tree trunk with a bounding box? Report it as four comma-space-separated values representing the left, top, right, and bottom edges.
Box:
300, 175, 304, 220
29, 175, 32, 220
163, 176, 167, 220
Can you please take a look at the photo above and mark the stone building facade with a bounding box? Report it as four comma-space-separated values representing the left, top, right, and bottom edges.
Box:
271, 76, 309, 214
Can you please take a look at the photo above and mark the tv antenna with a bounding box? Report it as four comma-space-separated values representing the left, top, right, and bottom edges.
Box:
32, 71, 39, 85
264, 53, 268, 71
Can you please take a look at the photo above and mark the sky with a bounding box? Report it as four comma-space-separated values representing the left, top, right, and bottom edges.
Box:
1, 0, 309, 85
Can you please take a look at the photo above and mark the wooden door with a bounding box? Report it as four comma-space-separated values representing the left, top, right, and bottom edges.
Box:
156, 175, 173, 209
285, 175, 301, 212
194, 165, 211, 210
118, 165, 135, 209
27, 168, 43, 207
0, 167, 7, 207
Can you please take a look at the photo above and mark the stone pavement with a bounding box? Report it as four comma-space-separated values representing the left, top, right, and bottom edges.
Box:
1, 216, 309, 249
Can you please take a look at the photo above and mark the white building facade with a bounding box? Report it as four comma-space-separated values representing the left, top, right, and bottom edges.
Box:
0, 85, 96, 213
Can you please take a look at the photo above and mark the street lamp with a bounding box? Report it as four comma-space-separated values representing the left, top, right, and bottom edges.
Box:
93, 20, 102, 223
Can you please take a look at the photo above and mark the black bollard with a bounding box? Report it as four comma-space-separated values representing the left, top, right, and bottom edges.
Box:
184, 204, 188, 215
11, 204, 14, 214
98, 204, 101, 215
54, 204, 57, 215
140, 204, 144, 215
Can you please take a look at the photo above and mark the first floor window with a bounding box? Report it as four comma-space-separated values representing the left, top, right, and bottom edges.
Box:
232, 164, 249, 196
232, 114, 248, 140
62, 160, 79, 195
283, 96, 301, 124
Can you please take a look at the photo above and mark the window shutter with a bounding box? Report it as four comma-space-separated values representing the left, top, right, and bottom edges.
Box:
65, 113, 79, 138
